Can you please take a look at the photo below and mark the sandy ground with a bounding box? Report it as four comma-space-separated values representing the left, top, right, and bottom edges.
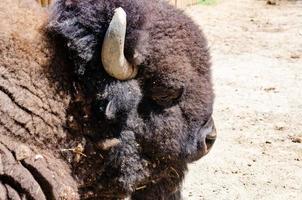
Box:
182, 0, 302, 199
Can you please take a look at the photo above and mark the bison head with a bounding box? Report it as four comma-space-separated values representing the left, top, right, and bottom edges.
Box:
46, 0, 216, 198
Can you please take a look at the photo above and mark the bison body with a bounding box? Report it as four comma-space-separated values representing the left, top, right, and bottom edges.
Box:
0, 0, 216, 199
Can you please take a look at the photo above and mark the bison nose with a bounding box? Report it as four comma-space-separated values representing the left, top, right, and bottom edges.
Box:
204, 125, 217, 153
186, 118, 217, 162
197, 117, 217, 157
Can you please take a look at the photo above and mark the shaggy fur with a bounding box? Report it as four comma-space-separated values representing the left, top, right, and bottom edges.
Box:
47, 0, 214, 199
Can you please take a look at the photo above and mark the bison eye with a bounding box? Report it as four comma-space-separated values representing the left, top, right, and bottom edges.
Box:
149, 85, 184, 107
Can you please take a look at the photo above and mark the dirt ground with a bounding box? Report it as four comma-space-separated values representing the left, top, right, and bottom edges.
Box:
182, 0, 302, 199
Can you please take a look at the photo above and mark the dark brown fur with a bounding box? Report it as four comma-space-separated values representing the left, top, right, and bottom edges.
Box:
47, 0, 214, 199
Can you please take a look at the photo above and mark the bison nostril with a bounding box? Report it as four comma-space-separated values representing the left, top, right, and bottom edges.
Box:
205, 128, 217, 151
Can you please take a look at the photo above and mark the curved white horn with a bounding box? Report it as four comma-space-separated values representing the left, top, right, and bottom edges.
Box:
101, 7, 138, 80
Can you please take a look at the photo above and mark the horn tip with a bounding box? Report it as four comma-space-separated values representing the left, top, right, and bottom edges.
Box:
114, 7, 126, 17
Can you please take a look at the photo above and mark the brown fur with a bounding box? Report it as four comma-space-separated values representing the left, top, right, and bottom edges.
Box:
0, 0, 72, 150
47, 0, 214, 199
0, 1, 79, 198
0, 0, 215, 199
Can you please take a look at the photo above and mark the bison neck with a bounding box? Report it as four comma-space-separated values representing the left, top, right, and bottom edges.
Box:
0, 0, 73, 152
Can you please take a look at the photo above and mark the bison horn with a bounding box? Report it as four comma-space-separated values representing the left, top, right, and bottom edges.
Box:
37, 0, 51, 7
101, 7, 138, 80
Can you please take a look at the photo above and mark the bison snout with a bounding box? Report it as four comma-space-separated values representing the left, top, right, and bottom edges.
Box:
200, 117, 216, 157
204, 124, 217, 154
186, 117, 217, 162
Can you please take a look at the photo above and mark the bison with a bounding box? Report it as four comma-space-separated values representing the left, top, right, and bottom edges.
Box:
0, 0, 216, 199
